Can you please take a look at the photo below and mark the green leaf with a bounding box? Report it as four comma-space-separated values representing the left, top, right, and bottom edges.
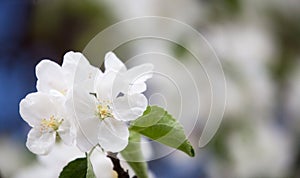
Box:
121, 131, 148, 178
130, 106, 195, 157
59, 154, 96, 178
59, 158, 87, 178
130, 106, 165, 128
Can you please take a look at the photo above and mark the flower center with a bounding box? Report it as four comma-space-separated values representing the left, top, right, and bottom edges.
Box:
59, 89, 68, 95
96, 101, 113, 120
41, 115, 63, 131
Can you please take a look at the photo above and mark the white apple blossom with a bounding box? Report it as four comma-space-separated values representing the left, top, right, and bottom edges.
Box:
70, 52, 153, 153
36, 51, 99, 98
19, 51, 101, 155
19, 92, 75, 155
20, 50, 153, 155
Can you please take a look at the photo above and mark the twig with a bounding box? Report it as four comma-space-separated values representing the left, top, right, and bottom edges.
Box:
107, 152, 130, 178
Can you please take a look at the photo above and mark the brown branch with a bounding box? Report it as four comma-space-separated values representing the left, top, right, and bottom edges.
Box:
107, 152, 130, 178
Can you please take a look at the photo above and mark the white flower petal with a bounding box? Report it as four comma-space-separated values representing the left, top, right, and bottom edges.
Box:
127, 83, 147, 95
71, 85, 98, 120
95, 71, 120, 100
104, 52, 127, 73
57, 119, 75, 146
38, 142, 84, 168
35, 60, 67, 93
114, 63, 153, 95
76, 117, 100, 152
90, 149, 113, 178
26, 128, 56, 155
62, 51, 85, 68
63, 51, 101, 87
126, 63, 154, 83
113, 94, 148, 121
67, 79, 101, 152
125, 63, 153, 94
19, 92, 59, 127
98, 119, 129, 152
61, 51, 81, 81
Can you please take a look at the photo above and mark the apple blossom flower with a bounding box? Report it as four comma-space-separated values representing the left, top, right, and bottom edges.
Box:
19, 92, 75, 155
20, 50, 153, 155
35, 51, 99, 98
69, 52, 153, 153
71, 70, 148, 153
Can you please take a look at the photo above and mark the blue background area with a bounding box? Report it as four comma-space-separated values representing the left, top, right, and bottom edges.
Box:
0, 0, 35, 138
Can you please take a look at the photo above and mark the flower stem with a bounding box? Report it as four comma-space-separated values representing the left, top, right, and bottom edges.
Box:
88, 144, 98, 157
107, 152, 130, 178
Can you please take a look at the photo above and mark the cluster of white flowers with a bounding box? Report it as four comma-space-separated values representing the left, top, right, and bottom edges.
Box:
19, 51, 153, 155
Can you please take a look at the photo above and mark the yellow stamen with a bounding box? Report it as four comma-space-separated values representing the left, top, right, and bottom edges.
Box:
59, 89, 68, 95
41, 115, 63, 131
96, 101, 113, 120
